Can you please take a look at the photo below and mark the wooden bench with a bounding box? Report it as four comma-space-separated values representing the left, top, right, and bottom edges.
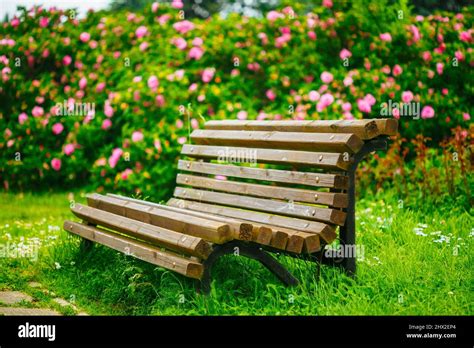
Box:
64, 118, 398, 293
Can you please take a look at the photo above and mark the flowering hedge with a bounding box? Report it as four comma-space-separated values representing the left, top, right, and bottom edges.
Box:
0, 2, 472, 198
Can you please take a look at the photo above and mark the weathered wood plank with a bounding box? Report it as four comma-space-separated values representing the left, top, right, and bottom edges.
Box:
191, 129, 363, 154
86, 193, 232, 244
167, 198, 337, 243
70, 204, 212, 259
106, 193, 252, 241
204, 119, 398, 140
181, 144, 351, 170
174, 187, 347, 226
64, 221, 203, 279
178, 160, 348, 189
176, 174, 348, 208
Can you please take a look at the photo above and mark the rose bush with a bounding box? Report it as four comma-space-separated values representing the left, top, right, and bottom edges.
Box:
0, 2, 472, 199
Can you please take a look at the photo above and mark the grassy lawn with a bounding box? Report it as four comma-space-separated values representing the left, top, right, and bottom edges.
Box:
0, 190, 472, 315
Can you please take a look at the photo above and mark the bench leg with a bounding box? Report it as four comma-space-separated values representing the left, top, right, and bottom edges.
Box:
198, 241, 298, 295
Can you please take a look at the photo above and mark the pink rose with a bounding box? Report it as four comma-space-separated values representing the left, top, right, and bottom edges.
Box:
422, 51, 431, 62
121, 168, 133, 180
267, 11, 283, 21
139, 42, 149, 51
237, 110, 248, 120
436, 62, 444, 75
320, 71, 333, 84
64, 144, 75, 156
52, 123, 64, 135
316, 93, 334, 112
192, 37, 203, 46
339, 48, 352, 60
188, 46, 204, 60
79, 32, 90, 43
132, 131, 144, 142
151, 2, 159, 12
11, 18, 20, 27
96, 82, 106, 93
39, 17, 49, 28
410, 25, 421, 42
402, 91, 414, 103
343, 76, 353, 86
392, 64, 403, 76
266, 89, 276, 101
421, 106, 435, 119
308, 31, 316, 40
459, 31, 472, 43
173, 20, 195, 34
342, 102, 352, 112
171, 0, 183, 9
102, 119, 112, 130
357, 99, 371, 113
392, 108, 400, 119
380, 33, 392, 42
32, 106, 44, 117
463, 113, 470, 121
202, 68, 215, 83
135, 26, 148, 38
148, 75, 159, 90
51, 158, 61, 171
104, 102, 114, 117
322, 0, 333, 8
172, 37, 187, 50
79, 77, 87, 90
308, 90, 320, 102
63, 55, 72, 66
364, 93, 376, 106
18, 113, 28, 124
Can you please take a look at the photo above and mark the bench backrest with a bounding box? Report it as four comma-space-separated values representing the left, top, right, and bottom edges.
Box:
170, 119, 397, 241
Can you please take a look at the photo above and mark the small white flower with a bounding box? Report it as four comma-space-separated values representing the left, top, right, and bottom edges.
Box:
54, 262, 61, 269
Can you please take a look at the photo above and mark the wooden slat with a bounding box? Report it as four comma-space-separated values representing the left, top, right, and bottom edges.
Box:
174, 187, 346, 226
204, 119, 398, 140
64, 221, 203, 279
86, 193, 232, 244
177, 174, 348, 208
167, 198, 337, 243
106, 193, 253, 241
191, 129, 363, 154
252, 223, 320, 253
181, 144, 351, 170
70, 204, 212, 259
178, 160, 348, 189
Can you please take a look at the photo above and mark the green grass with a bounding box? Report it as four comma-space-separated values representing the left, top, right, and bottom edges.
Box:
0, 190, 472, 315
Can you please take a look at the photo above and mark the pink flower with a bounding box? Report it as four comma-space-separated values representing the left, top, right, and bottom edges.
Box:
343, 76, 353, 86
463, 113, 470, 121
79, 77, 87, 90
173, 20, 195, 34
266, 89, 276, 101
172, 0, 183, 9
364, 93, 376, 106
139, 42, 149, 51
357, 99, 371, 113
267, 11, 283, 21
51, 158, 61, 171
316, 93, 334, 112
380, 33, 392, 42
32, 106, 44, 117
104, 102, 114, 117
121, 168, 133, 180
192, 37, 203, 46
320, 71, 333, 84
308, 31, 317, 40
96, 82, 106, 93
135, 26, 148, 38
132, 131, 144, 142
11, 18, 20, 27
322, 0, 333, 8
18, 113, 28, 124
148, 75, 159, 90
79, 32, 90, 43
156, 95, 165, 107
455, 50, 464, 61
62, 55, 72, 66
422, 51, 431, 62
101, 119, 112, 130
459, 31, 472, 43
436, 62, 444, 75
64, 144, 75, 156
202, 68, 215, 83
402, 91, 414, 103
392, 64, 403, 76
176, 119, 184, 129
339, 48, 352, 60
410, 25, 421, 42
237, 110, 248, 120
52, 123, 64, 135
151, 2, 159, 12
188, 46, 204, 60
154, 139, 162, 152
392, 108, 400, 119
308, 90, 320, 102
421, 106, 435, 119
172, 37, 187, 50
39, 17, 49, 28
178, 136, 187, 144
191, 118, 199, 129
108, 148, 123, 168
342, 102, 352, 112
188, 83, 198, 92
